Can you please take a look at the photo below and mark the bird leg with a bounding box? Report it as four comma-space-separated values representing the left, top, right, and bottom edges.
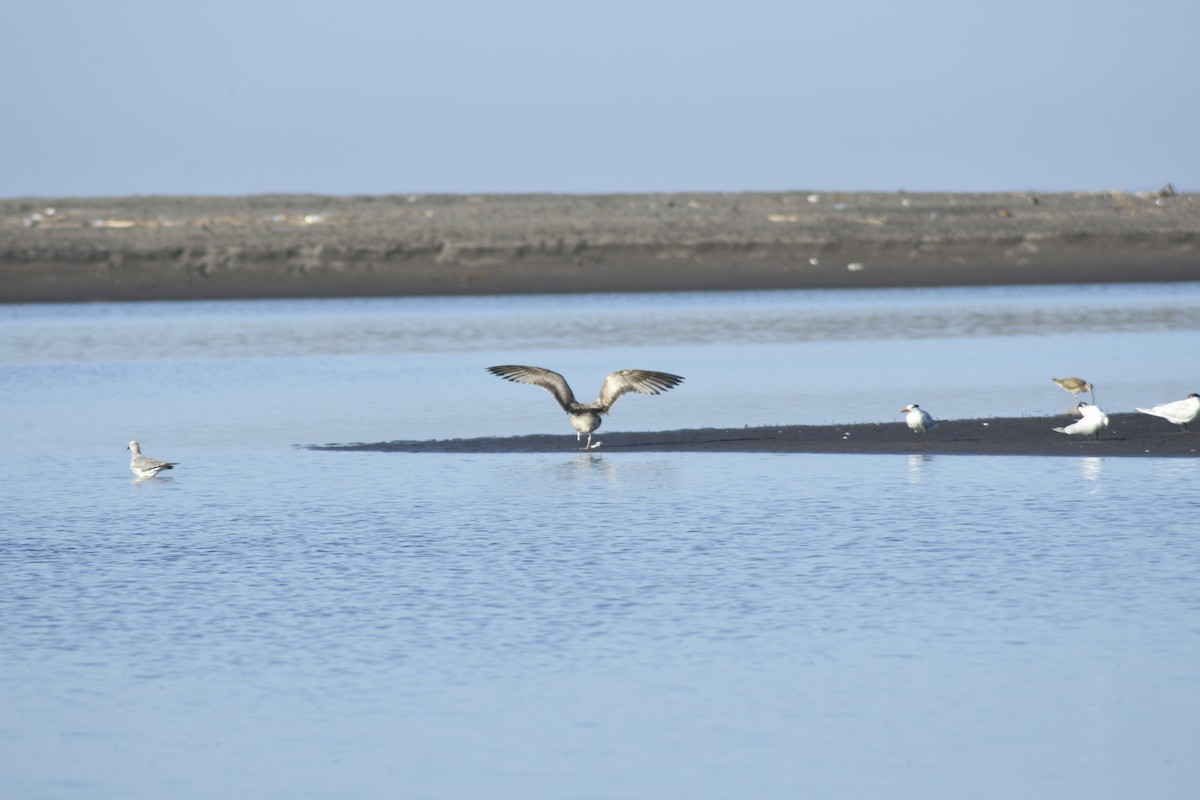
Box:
580, 432, 603, 450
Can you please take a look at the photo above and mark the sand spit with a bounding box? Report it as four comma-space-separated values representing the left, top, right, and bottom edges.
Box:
2, 190, 1198, 302
309, 413, 1200, 458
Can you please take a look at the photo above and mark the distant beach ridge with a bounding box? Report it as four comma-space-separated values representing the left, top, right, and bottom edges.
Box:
1, 190, 1197, 302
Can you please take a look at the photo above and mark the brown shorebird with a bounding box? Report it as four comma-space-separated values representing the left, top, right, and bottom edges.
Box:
488, 365, 684, 449
1052, 377, 1095, 404
1136, 393, 1200, 431
127, 440, 178, 478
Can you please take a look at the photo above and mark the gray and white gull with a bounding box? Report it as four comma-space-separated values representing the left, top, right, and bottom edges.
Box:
128, 440, 178, 478
487, 365, 684, 449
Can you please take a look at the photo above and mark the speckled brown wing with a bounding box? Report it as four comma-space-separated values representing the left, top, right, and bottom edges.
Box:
487, 365, 579, 411
594, 369, 684, 412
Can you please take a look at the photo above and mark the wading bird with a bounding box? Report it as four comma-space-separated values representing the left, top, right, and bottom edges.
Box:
1052, 377, 1095, 404
127, 440, 178, 478
487, 365, 684, 450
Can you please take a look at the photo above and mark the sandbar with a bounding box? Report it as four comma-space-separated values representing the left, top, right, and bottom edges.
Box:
309, 413, 1199, 458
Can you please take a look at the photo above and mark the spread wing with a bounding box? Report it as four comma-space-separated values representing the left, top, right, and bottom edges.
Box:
487, 365, 577, 411
595, 369, 684, 412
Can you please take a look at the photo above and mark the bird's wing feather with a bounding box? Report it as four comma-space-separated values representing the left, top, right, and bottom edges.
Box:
1138, 397, 1199, 422
1138, 401, 1182, 419
1158, 399, 1187, 416
133, 454, 176, 470
488, 365, 577, 410
595, 370, 684, 411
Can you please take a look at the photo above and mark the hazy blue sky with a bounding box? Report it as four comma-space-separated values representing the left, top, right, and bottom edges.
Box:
5, 1, 1197, 197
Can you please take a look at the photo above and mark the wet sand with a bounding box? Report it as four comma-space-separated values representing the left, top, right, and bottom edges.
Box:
310, 413, 1199, 458
3, 190, 1198, 302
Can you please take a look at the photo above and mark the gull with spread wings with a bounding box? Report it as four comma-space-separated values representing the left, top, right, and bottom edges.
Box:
488, 365, 684, 449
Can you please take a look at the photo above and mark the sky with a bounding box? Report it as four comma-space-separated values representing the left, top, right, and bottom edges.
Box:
4, 0, 1198, 198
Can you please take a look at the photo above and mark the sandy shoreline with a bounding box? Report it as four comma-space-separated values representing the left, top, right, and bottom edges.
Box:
309, 413, 1199, 458
2, 190, 1198, 302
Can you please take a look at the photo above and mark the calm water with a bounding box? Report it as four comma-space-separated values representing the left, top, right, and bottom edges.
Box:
2, 284, 1199, 799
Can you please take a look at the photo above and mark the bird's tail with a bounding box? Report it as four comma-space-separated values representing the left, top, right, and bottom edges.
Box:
1051, 426, 1069, 434
1135, 408, 1157, 417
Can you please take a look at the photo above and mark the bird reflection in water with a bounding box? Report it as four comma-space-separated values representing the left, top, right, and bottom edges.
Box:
906, 453, 932, 483
1079, 457, 1105, 482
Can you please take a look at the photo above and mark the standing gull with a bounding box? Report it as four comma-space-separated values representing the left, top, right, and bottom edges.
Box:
488, 365, 684, 449
900, 404, 937, 440
1052, 377, 1095, 404
128, 440, 178, 478
1136, 393, 1200, 431
1052, 402, 1109, 440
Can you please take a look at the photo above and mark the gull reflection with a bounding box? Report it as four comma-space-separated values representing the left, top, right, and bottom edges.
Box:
1079, 457, 1105, 482
549, 453, 681, 491
551, 453, 615, 483
906, 453, 932, 483
131, 475, 174, 489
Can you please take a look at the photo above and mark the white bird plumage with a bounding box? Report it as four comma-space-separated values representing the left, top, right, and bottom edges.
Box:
900, 404, 937, 439
1136, 393, 1200, 431
1052, 402, 1109, 439
127, 440, 178, 478
488, 365, 684, 450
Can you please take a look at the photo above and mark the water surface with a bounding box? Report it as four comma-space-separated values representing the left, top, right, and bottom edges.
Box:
2, 284, 1198, 799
